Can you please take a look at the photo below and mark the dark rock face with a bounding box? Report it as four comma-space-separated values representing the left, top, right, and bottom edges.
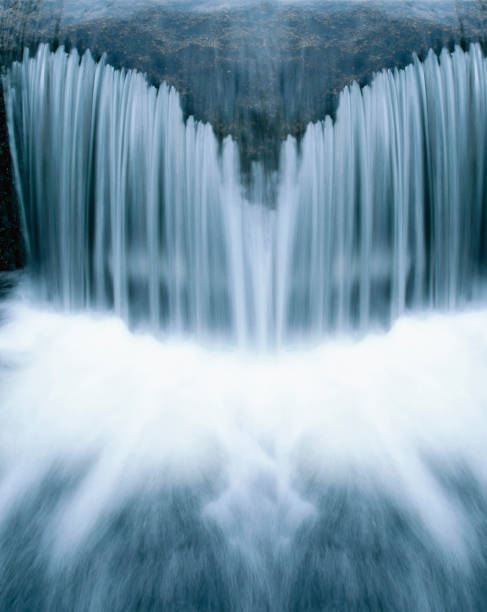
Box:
0, 82, 23, 272
54, 1, 487, 167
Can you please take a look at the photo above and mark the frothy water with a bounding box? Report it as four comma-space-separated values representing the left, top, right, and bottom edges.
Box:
3, 32, 487, 611
1, 292, 487, 609
5, 43, 487, 346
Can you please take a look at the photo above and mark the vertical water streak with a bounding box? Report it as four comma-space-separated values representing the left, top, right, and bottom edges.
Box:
5, 44, 487, 345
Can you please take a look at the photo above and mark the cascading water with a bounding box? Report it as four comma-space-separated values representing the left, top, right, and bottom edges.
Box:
3, 37, 487, 612
5, 43, 487, 345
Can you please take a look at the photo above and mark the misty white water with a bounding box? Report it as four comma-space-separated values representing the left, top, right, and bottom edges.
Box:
1, 293, 487, 609
3, 40, 487, 611
5, 43, 487, 345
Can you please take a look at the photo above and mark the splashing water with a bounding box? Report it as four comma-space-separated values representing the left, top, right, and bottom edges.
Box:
1, 294, 487, 609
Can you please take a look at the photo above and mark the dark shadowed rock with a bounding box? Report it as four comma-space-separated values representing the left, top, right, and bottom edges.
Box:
0, 82, 23, 271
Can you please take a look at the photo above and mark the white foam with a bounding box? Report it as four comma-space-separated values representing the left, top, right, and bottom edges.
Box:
1, 294, 486, 561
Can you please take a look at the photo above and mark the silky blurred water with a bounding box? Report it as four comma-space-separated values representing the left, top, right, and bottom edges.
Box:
6, 44, 487, 346
2, 9, 487, 609
1, 288, 487, 609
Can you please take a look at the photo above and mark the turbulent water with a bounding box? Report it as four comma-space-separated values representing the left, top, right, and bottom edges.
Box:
2, 295, 487, 610
5, 43, 487, 345
2, 37, 487, 612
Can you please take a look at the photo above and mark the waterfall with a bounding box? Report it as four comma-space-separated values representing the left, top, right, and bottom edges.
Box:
4, 43, 487, 345
4, 39, 487, 612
